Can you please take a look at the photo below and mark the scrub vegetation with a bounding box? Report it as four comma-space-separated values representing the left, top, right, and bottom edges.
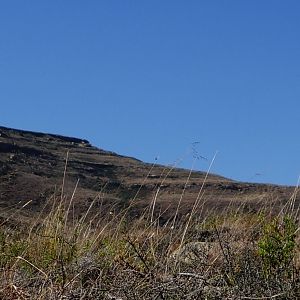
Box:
0, 175, 299, 300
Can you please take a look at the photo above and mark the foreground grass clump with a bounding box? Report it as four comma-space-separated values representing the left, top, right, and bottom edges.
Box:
0, 192, 299, 299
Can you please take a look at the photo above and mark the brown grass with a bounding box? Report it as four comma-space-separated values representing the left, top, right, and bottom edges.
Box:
0, 164, 299, 300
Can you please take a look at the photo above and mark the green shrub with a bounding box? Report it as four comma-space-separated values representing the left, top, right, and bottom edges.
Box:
0, 230, 28, 268
258, 216, 297, 275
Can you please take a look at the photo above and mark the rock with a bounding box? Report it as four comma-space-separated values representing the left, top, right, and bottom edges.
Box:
171, 241, 212, 264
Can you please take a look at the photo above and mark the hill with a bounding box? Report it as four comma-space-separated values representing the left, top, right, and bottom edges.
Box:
0, 125, 298, 225
0, 126, 300, 299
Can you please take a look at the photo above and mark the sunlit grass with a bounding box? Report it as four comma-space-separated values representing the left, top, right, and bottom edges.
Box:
0, 159, 299, 299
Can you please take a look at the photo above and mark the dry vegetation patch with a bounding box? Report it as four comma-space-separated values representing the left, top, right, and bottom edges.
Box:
0, 186, 299, 300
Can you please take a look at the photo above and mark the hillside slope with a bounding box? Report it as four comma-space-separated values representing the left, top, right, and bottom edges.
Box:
0, 126, 297, 224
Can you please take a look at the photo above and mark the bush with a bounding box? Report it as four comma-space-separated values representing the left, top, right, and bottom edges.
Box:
258, 216, 297, 276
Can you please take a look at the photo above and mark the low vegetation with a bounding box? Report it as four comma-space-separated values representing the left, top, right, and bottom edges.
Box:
0, 177, 299, 299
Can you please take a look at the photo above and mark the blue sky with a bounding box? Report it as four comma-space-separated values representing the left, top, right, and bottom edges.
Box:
1, 1, 300, 185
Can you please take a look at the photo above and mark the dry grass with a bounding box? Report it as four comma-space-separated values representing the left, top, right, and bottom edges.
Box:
0, 163, 299, 299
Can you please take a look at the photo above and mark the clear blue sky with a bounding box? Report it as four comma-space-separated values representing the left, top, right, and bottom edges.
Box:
1, 1, 300, 186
